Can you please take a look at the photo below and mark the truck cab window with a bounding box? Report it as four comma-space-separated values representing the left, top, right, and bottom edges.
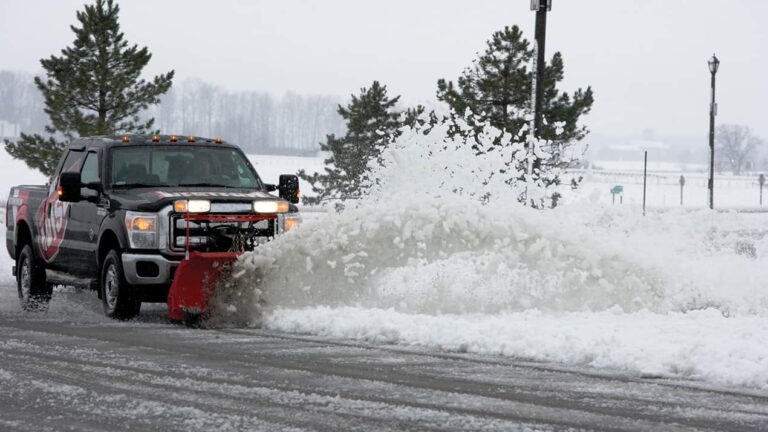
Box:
80, 152, 100, 198
110, 146, 262, 189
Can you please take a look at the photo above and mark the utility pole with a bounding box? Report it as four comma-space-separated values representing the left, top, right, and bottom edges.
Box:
528, 0, 551, 178
707, 54, 720, 210
531, 0, 551, 138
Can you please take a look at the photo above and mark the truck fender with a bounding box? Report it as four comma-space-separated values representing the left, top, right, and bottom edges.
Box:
12, 220, 33, 259
96, 216, 128, 269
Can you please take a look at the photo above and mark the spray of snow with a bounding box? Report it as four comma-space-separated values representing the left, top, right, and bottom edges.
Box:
228, 116, 768, 388
236, 118, 767, 315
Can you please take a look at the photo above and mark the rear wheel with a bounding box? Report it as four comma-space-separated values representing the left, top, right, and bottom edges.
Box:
16, 244, 52, 311
101, 250, 140, 319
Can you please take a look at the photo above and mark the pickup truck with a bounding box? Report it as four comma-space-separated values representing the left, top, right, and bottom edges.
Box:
5, 135, 300, 319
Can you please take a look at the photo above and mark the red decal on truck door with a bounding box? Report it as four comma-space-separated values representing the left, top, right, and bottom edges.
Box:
35, 192, 70, 262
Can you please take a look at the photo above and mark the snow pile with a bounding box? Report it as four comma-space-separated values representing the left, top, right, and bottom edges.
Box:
239, 198, 681, 315
231, 118, 768, 388
265, 308, 768, 389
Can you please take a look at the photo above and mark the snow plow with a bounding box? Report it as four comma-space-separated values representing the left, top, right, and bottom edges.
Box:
166, 211, 288, 324
167, 251, 239, 322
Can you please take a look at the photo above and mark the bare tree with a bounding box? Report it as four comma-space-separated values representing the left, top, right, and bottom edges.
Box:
140, 77, 345, 155
716, 124, 764, 175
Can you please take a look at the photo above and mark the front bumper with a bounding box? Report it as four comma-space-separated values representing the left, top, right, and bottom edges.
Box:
121, 253, 179, 285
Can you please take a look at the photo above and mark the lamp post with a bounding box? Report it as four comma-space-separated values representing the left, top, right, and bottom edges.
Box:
707, 54, 720, 210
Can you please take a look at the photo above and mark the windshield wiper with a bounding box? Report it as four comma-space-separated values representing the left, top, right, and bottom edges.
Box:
112, 183, 163, 189
177, 182, 239, 188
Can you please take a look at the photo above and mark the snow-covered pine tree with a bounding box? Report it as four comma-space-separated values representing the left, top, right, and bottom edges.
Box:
3, 0, 174, 177
437, 25, 593, 206
299, 81, 421, 205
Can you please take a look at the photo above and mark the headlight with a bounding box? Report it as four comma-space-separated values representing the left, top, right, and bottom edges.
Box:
174, 199, 211, 213
253, 200, 289, 214
125, 211, 159, 249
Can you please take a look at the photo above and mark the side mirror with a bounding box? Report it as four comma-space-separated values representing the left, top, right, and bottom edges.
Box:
58, 172, 82, 202
278, 174, 300, 204
264, 183, 278, 192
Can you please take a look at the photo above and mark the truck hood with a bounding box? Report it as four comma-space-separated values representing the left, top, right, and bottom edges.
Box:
107, 188, 297, 212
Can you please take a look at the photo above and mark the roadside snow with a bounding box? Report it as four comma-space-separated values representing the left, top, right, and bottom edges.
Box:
239, 201, 768, 389
265, 307, 768, 389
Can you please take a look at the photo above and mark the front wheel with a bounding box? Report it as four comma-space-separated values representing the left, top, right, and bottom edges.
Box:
101, 250, 140, 319
16, 244, 52, 311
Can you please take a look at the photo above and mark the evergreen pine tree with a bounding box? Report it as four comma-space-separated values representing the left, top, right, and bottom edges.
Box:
437, 25, 593, 198
299, 81, 419, 205
4, 0, 174, 177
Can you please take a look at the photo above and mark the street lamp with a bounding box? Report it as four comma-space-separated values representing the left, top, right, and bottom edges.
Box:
707, 54, 719, 210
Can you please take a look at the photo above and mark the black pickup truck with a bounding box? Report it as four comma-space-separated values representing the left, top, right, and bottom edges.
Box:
5, 135, 300, 318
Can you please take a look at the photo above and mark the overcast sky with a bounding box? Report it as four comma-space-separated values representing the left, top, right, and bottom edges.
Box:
1, 0, 766, 140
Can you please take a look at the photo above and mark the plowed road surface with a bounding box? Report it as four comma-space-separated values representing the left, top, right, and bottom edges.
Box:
0, 287, 767, 432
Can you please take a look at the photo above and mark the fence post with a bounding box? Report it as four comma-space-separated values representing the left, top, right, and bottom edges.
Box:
679, 175, 685, 206
642, 151, 648, 216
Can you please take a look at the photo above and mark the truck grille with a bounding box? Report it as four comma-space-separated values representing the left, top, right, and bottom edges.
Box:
170, 213, 277, 253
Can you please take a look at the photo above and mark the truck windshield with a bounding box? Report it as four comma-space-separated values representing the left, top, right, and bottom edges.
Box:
109, 146, 263, 189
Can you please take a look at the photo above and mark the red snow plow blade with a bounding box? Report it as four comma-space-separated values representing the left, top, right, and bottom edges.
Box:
166, 212, 277, 323
167, 251, 241, 322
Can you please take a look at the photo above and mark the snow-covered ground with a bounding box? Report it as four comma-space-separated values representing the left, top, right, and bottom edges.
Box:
570, 162, 765, 209
2, 142, 767, 392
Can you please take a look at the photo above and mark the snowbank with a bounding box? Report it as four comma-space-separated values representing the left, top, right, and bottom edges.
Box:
232, 119, 768, 389
265, 307, 768, 389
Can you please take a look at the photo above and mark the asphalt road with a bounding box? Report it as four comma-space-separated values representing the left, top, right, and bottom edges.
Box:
0, 286, 766, 432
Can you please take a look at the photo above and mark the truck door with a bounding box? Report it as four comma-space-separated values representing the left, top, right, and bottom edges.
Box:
36, 149, 84, 271
68, 150, 104, 278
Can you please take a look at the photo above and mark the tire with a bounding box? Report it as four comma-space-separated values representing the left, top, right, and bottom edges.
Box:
16, 244, 52, 312
100, 250, 141, 319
